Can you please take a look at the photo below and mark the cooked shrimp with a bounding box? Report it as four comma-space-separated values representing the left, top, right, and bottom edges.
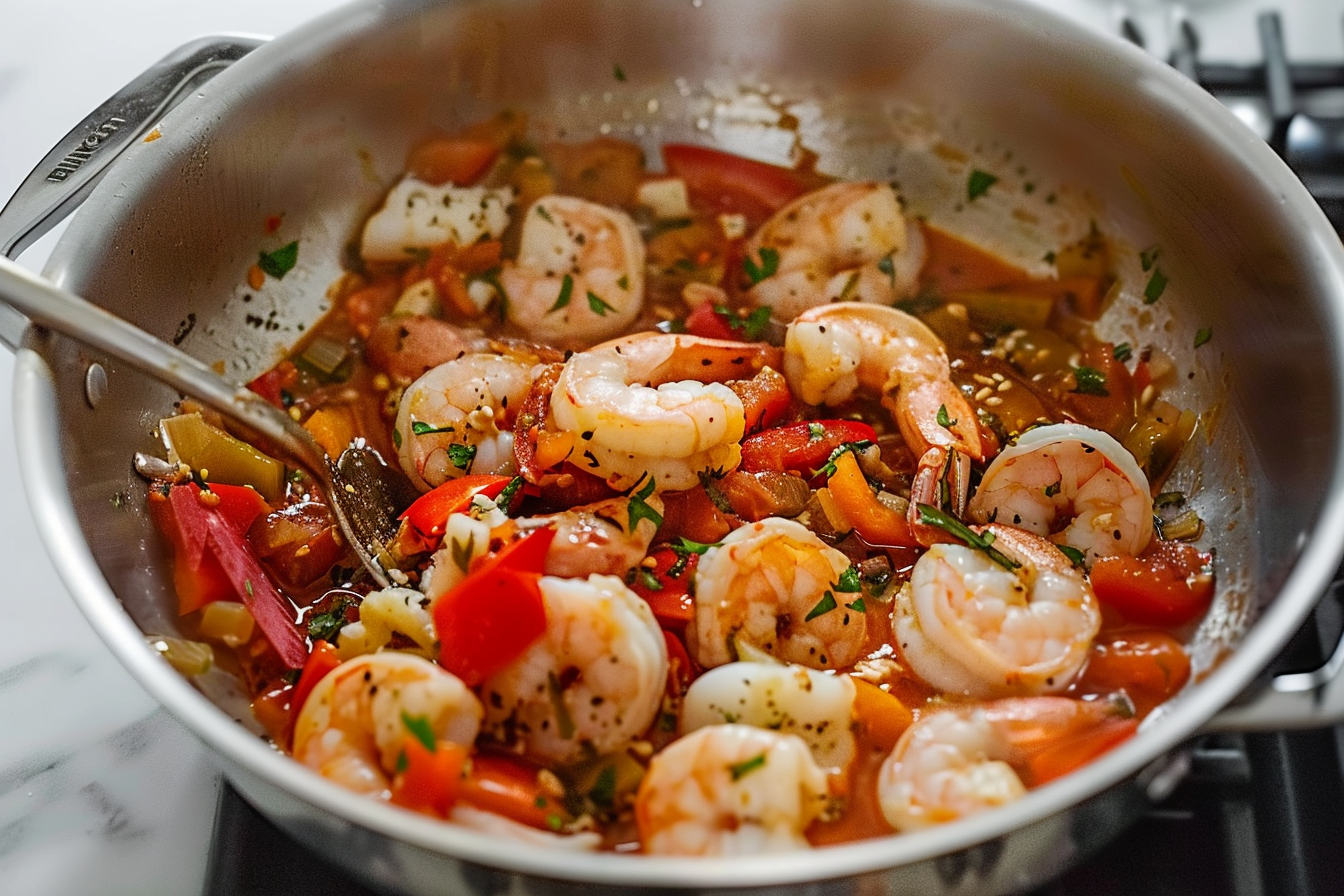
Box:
893, 523, 1101, 697
877, 696, 1132, 831
743, 182, 923, 321
966, 422, 1153, 562
681, 662, 857, 771
395, 352, 535, 492
523, 493, 665, 578
292, 653, 482, 795
499, 195, 645, 348
783, 302, 986, 538
689, 517, 865, 671
549, 332, 779, 491
479, 574, 668, 765
636, 724, 830, 856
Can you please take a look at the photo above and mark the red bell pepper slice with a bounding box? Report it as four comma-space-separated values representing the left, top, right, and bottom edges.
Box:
164, 484, 307, 668
1089, 540, 1215, 627
460, 753, 564, 830
740, 420, 879, 480
662, 144, 826, 229
290, 640, 342, 723
391, 736, 468, 817
433, 527, 556, 686
400, 475, 513, 539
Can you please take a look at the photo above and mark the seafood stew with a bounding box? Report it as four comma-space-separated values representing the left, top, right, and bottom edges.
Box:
140, 112, 1217, 855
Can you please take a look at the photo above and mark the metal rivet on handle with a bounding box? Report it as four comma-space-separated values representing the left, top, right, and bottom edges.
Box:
84, 362, 108, 409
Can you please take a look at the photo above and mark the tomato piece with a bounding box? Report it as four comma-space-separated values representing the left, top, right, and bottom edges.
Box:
726, 367, 792, 434
1062, 341, 1137, 440
246, 361, 299, 409
657, 487, 733, 546
433, 527, 556, 686
400, 475, 513, 539
627, 548, 697, 631
740, 420, 879, 480
1077, 630, 1192, 717
290, 640, 342, 724
1090, 540, 1214, 627
662, 144, 826, 229
406, 136, 501, 186
826, 451, 918, 548
391, 736, 468, 817
683, 300, 738, 341
460, 753, 564, 830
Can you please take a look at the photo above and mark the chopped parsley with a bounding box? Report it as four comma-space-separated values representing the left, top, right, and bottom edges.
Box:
627, 476, 663, 530
728, 752, 768, 781
813, 440, 874, 478
587, 290, 615, 316
306, 594, 357, 642
742, 246, 780, 284
846, 597, 867, 613
411, 421, 455, 436
446, 443, 477, 471
401, 712, 437, 752
1143, 268, 1168, 305
1072, 365, 1110, 397
547, 672, 576, 739
1057, 544, 1087, 568
392, 428, 402, 449
714, 303, 772, 340
1044, 480, 1061, 498
495, 475, 525, 514
805, 591, 838, 621
535, 204, 554, 223
257, 241, 299, 279
548, 273, 574, 312
613, 63, 627, 82
808, 422, 826, 442
835, 565, 862, 593
1194, 327, 1212, 348
588, 765, 617, 809
936, 404, 957, 429
1113, 342, 1133, 363
916, 504, 1020, 572
638, 569, 664, 591
967, 169, 998, 201
1139, 246, 1160, 272
449, 532, 477, 573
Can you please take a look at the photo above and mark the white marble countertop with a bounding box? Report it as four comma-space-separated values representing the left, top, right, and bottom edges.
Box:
2, 1, 1342, 894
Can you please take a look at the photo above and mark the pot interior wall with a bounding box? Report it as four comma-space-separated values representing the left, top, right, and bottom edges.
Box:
33, 0, 1341, 789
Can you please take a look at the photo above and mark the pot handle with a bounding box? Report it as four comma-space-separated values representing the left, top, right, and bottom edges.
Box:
0, 35, 266, 350
1201, 630, 1344, 732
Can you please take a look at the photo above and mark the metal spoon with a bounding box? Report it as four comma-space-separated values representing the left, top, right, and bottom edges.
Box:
0, 255, 403, 587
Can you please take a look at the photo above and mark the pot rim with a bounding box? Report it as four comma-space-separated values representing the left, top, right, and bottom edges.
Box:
19, 0, 1344, 885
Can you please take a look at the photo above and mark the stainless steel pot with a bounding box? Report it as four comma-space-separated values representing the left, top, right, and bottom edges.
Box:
6, 0, 1344, 892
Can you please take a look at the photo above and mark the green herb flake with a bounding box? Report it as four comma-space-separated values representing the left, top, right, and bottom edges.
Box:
1043, 250, 1057, 265
587, 290, 615, 316
845, 597, 867, 613
450, 532, 477, 574
1072, 365, 1110, 397
627, 476, 664, 530
877, 253, 896, 286
392, 428, 403, 450
808, 422, 825, 442
728, 752, 768, 781
1139, 246, 1160, 272
674, 536, 720, 556
835, 566, 862, 594
613, 63, 627, 82
548, 273, 574, 312
617, 274, 629, 290
813, 440, 874, 479
495, 475, 525, 514
1143, 268, 1168, 305
936, 404, 957, 429
546, 814, 564, 831
306, 594, 357, 643
244, 579, 254, 597
967, 169, 999, 201
411, 421, 456, 436
743, 246, 780, 284
547, 671, 577, 740
396, 750, 408, 774
805, 591, 838, 622
639, 569, 664, 591
916, 504, 1021, 572
401, 712, 437, 752
713, 303, 772, 341
1113, 342, 1133, 363
1044, 480, 1062, 498
446, 442, 477, 471
534, 796, 548, 809
1057, 544, 1087, 568
257, 241, 299, 279
589, 765, 618, 809
1194, 327, 1212, 348
535, 204, 554, 223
